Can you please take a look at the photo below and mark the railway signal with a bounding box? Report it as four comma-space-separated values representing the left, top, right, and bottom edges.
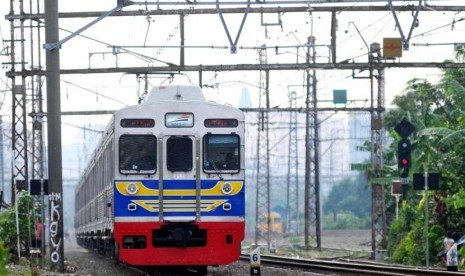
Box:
397, 138, 411, 177
394, 118, 416, 204
394, 118, 416, 179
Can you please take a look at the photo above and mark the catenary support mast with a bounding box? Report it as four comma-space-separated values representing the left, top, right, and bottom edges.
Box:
44, 0, 64, 272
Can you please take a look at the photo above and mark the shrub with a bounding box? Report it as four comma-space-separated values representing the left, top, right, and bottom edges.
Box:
323, 212, 370, 230
0, 193, 36, 255
0, 241, 7, 275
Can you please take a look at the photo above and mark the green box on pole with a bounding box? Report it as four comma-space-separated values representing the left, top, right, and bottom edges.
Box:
333, 89, 347, 104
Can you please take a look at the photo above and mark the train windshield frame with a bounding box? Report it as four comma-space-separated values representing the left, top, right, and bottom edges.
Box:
119, 134, 157, 174
203, 134, 240, 173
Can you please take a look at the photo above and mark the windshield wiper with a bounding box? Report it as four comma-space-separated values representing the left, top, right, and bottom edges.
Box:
209, 160, 224, 180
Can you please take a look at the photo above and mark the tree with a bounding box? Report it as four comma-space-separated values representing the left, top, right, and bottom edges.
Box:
384, 51, 465, 266
323, 175, 371, 227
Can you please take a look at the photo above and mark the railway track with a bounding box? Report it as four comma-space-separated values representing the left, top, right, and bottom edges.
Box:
240, 254, 465, 276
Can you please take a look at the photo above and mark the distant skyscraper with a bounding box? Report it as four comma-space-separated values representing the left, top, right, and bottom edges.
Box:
349, 112, 371, 165
239, 87, 252, 108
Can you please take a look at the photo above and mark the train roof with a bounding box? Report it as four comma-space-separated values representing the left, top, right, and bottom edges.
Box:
144, 85, 206, 103
115, 85, 243, 118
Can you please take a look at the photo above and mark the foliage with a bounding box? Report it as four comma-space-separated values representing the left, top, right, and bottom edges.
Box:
0, 241, 8, 275
389, 205, 444, 266
459, 245, 465, 267
323, 175, 370, 218
428, 224, 448, 265
322, 174, 371, 230
385, 50, 465, 267
387, 204, 417, 256
0, 193, 37, 256
322, 213, 370, 230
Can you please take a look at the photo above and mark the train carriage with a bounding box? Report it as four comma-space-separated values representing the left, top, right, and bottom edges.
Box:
75, 85, 245, 273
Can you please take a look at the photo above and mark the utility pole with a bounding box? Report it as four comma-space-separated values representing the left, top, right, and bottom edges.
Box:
254, 45, 271, 249
44, 0, 64, 272
286, 91, 299, 235
32, 73, 46, 258
370, 42, 387, 259
311, 35, 322, 251
304, 31, 321, 250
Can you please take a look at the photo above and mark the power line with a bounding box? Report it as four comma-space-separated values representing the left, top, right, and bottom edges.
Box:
412, 16, 465, 38
62, 122, 104, 134
61, 79, 128, 106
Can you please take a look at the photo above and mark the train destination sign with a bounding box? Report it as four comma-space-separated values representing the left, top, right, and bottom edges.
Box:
121, 118, 155, 128
165, 113, 194, 128
204, 119, 238, 128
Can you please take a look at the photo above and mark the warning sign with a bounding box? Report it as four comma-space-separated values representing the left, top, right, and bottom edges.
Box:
383, 38, 402, 58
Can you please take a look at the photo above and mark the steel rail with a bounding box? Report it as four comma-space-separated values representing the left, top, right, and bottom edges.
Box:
240, 254, 465, 276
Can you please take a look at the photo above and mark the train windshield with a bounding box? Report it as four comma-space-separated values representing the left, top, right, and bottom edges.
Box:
167, 137, 193, 172
119, 135, 157, 173
203, 134, 240, 172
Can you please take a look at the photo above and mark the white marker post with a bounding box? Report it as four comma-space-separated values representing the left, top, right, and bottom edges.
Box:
250, 246, 261, 276
447, 243, 458, 271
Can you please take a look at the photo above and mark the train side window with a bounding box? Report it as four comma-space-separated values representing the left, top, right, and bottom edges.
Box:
203, 134, 240, 172
167, 137, 193, 172
119, 135, 157, 174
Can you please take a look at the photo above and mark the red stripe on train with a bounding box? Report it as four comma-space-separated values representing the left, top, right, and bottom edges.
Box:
114, 221, 245, 266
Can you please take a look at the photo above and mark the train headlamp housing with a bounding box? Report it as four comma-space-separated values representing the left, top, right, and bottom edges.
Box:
126, 183, 139, 195
221, 182, 233, 195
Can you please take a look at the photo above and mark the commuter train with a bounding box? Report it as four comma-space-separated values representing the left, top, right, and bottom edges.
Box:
74, 85, 245, 274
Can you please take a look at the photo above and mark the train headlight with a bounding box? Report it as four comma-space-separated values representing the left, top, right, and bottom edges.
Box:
221, 182, 233, 194
126, 183, 139, 195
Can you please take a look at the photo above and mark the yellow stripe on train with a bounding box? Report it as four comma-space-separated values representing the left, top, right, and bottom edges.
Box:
115, 181, 243, 196
131, 199, 227, 212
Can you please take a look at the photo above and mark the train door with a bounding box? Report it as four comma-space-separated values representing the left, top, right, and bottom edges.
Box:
158, 135, 201, 222
163, 136, 196, 176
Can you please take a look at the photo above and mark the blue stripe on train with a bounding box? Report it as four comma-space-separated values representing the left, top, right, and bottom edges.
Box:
113, 179, 245, 218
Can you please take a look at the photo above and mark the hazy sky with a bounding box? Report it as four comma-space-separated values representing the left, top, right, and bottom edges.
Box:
0, 0, 464, 209
0, 1, 464, 145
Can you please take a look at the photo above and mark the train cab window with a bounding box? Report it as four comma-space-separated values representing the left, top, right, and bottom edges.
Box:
167, 137, 193, 172
203, 134, 240, 172
119, 135, 156, 174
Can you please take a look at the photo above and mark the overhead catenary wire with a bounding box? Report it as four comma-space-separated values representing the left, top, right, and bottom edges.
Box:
61, 79, 128, 106
54, 23, 175, 66
412, 16, 465, 38
62, 121, 104, 134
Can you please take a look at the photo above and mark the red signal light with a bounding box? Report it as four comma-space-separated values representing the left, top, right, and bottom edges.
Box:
398, 139, 412, 170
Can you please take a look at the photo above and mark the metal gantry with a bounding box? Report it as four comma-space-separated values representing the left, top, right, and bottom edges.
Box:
8, 0, 31, 205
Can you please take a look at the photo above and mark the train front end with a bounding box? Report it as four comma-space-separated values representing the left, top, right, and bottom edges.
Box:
113, 85, 245, 268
